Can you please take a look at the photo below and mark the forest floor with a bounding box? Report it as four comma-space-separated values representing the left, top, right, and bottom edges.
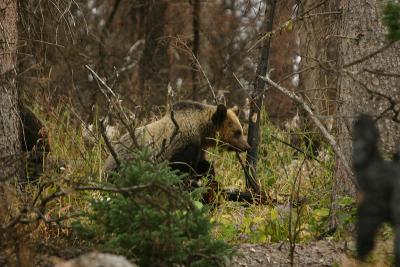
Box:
231, 240, 347, 267
231, 239, 393, 267
30, 237, 393, 266
34, 240, 348, 267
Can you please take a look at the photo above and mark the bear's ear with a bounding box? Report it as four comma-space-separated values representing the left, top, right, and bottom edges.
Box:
230, 106, 239, 116
212, 104, 227, 126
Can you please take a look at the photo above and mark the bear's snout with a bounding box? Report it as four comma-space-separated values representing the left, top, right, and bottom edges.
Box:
243, 141, 251, 151
233, 138, 251, 152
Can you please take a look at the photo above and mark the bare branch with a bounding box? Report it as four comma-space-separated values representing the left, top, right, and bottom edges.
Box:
99, 118, 120, 169
4, 183, 155, 229
85, 64, 117, 98
259, 72, 357, 188
362, 68, 400, 78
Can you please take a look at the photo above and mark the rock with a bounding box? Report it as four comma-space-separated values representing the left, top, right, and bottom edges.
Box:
52, 252, 137, 267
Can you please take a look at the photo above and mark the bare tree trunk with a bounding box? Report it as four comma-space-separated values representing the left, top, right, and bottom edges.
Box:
138, 0, 170, 106
0, 0, 21, 181
335, 0, 400, 199
191, 0, 200, 101
297, 0, 340, 150
245, 0, 277, 193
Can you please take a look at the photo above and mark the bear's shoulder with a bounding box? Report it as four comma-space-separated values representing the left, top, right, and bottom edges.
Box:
172, 101, 211, 112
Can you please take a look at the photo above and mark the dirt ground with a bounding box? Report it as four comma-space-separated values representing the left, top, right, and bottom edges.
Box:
29, 239, 393, 267
231, 239, 394, 267
33, 240, 349, 267
231, 240, 351, 267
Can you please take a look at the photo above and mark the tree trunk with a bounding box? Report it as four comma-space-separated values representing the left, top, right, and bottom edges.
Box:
335, 0, 400, 199
191, 0, 200, 101
245, 0, 277, 193
0, 0, 21, 181
138, 0, 170, 107
297, 0, 340, 150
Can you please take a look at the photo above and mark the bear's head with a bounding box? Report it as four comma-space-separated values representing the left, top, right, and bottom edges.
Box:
211, 104, 251, 152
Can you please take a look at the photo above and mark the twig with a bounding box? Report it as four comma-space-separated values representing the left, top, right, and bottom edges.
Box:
174, 39, 218, 104
235, 152, 261, 195
259, 72, 357, 188
99, 118, 120, 169
288, 157, 306, 266
192, 53, 217, 104
270, 134, 322, 163
85, 64, 117, 98
170, 109, 180, 143
362, 68, 400, 78
85, 64, 139, 148
4, 183, 155, 229
342, 69, 400, 123
343, 42, 395, 69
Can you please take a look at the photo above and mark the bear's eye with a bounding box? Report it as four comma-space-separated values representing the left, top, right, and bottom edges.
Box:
234, 130, 241, 138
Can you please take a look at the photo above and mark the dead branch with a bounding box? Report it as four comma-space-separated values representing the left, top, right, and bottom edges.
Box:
362, 68, 400, 78
99, 118, 120, 169
85, 64, 140, 150
259, 72, 357, 188
4, 183, 155, 229
173, 38, 218, 104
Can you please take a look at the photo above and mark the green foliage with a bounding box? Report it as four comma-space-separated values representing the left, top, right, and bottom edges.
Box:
73, 150, 234, 267
383, 0, 400, 41
209, 111, 344, 244
336, 196, 357, 228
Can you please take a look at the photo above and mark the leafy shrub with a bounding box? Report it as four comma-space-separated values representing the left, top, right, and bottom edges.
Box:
73, 150, 234, 267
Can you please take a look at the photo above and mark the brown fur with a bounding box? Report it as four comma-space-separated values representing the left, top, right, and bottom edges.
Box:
103, 101, 249, 173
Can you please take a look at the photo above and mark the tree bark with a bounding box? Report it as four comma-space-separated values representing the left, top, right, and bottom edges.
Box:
335, 0, 400, 198
297, 0, 340, 150
0, 0, 21, 181
191, 0, 200, 101
245, 0, 277, 193
138, 0, 170, 106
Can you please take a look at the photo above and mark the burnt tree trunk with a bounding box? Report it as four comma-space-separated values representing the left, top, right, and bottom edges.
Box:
335, 1, 400, 198
0, 0, 21, 181
191, 0, 200, 101
245, 0, 277, 193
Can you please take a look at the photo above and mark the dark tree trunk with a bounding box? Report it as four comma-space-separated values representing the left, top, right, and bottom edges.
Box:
245, 0, 277, 193
0, 0, 21, 181
191, 0, 200, 101
138, 0, 170, 106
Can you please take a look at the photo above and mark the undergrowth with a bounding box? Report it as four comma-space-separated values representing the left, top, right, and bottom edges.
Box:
72, 150, 234, 267
12, 105, 359, 263
206, 113, 352, 244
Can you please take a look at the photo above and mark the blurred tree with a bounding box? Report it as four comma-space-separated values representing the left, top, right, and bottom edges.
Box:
0, 0, 22, 180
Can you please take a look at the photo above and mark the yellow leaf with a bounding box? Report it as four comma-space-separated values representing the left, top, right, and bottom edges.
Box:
285, 20, 293, 32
